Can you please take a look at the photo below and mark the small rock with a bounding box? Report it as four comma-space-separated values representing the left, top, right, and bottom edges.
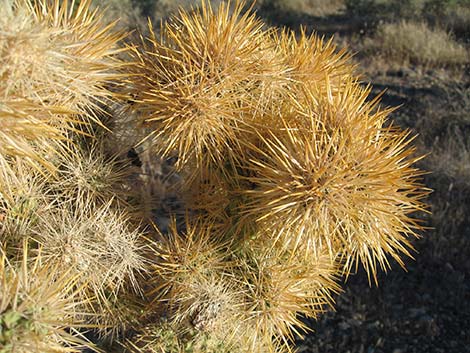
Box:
445, 262, 455, 271
409, 307, 426, 318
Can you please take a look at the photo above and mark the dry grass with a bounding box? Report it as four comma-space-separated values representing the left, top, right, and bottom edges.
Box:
153, 0, 199, 19
365, 20, 469, 68
426, 127, 470, 188
262, 0, 345, 17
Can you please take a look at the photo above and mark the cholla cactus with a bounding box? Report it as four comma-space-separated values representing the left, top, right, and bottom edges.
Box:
127, 1, 427, 352
31, 197, 146, 321
49, 139, 136, 209
1, 0, 125, 113
0, 242, 95, 352
0, 96, 72, 172
238, 80, 426, 282
0, 0, 428, 352
232, 246, 339, 352
0, 155, 55, 258
0, 0, 125, 169
0, 154, 147, 339
126, 1, 283, 175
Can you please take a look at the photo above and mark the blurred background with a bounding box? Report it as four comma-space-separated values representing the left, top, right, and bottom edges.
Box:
93, 1, 470, 352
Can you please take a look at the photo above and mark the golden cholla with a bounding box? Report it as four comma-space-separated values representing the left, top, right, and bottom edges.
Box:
0, 1, 429, 352
239, 79, 427, 283
31, 196, 146, 305
130, 2, 428, 351
0, 0, 125, 170
0, 243, 95, 352
127, 1, 283, 175
235, 246, 340, 352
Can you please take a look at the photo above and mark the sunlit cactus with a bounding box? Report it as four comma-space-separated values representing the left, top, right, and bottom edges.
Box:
238, 81, 427, 282
0, 0, 125, 170
0, 96, 73, 172
146, 218, 232, 309
0, 155, 53, 256
275, 28, 354, 89
233, 247, 340, 352
127, 1, 427, 352
49, 139, 136, 209
31, 196, 146, 303
1, 0, 125, 113
0, 0, 428, 352
125, 320, 234, 353
126, 1, 283, 175
0, 242, 95, 352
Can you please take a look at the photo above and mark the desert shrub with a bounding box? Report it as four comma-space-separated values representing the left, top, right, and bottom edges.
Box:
345, 0, 470, 37
415, 83, 470, 141
133, 0, 158, 17
345, 0, 424, 26
416, 83, 470, 180
152, 0, 195, 19
418, 123, 470, 271
427, 127, 470, 186
364, 20, 468, 68
443, 5, 470, 39
424, 0, 465, 15
345, 0, 376, 16
152, 0, 227, 21
258, 0, 344, 17
423, 0, 470, 39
